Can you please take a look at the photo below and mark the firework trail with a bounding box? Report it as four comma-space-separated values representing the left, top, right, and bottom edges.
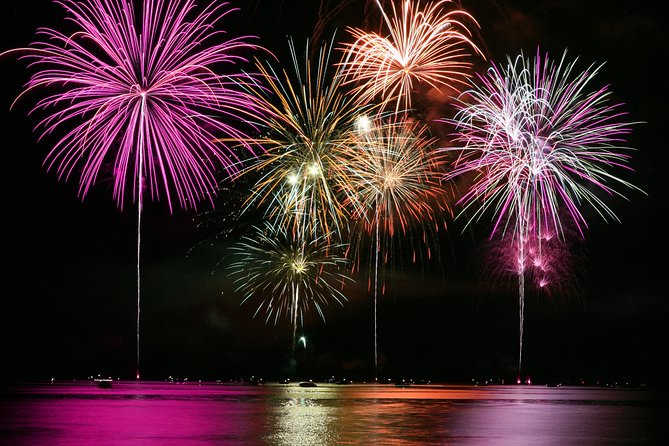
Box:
234, 38, 377, 242
443, 49, 641, 375
9, 0, 266, 379
340, 0, 482, 113
344, 116, 450, 377
229, 221, 349, 350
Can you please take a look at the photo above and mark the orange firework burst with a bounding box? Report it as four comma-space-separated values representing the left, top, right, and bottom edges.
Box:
340, 0, 483, 112
345, 117, 449, 249
342, 115, 451, 375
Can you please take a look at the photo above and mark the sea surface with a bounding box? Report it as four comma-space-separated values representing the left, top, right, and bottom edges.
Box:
0, 381, 666, 445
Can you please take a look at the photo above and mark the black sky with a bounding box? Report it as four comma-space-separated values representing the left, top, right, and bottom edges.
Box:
1, 0, 666, 384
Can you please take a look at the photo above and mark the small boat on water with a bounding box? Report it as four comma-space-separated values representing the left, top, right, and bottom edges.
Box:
299, 381, 317, 387
94, 379, 113, 388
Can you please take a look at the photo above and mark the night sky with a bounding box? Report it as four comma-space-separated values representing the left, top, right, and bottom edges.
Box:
1, 0, 666, 384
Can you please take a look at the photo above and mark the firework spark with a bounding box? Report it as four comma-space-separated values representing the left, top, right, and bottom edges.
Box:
10, 0, 267, 378
340, 0, 482, 112
443, 49, 641, 374
229, 222, 349, 349
236, 38, 376, 240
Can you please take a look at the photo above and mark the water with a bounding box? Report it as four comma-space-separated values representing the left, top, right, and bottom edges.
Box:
0, 382, 665, 445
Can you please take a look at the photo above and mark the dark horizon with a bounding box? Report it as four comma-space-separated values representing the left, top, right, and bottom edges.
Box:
1, 0, 666, 385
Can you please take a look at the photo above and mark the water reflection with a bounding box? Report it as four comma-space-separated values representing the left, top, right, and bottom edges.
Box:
0, 382, 664, 445
266, 385, 350, 446
266, 387, 341, 445
0, 381, 269, 445
449, 386, 666, 445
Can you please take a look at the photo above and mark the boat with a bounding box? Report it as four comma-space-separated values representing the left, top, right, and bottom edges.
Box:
94, 379, 113, 388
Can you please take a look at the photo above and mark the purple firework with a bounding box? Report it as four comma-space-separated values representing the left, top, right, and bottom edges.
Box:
10, 0, 268, 379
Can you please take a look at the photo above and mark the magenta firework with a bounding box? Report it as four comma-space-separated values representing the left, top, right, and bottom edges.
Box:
12, 0, 268, 379
17, 0, 265, 211
444, 49, 641, 374
483, 219, 582, 299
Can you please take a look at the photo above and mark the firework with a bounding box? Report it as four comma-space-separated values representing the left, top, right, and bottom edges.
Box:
340, 0, 482, 112
343, 116, 449, 376
236, 38, 376, 240
11, 0, 267, 378
482, 218, 583, 299
443, 49, 641, 374
16, 0, 264, 209
345, 117, 448, 261
229, 222, 349, 349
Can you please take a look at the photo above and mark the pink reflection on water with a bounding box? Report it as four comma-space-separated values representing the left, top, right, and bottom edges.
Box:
2, 381, 270, 445
447, 386, 659, 445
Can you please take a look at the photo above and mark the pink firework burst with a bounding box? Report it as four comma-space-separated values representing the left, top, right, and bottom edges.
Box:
482, 217, 584, 300
8, 0, 269, 379
14, 0, 266, 211
446, 50, 640, 241
443, 49, 642, 374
